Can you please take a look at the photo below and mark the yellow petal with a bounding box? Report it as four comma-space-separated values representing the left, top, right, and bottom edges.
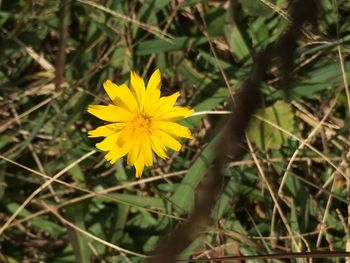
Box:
150, 134, 168, 159
96, 133, 129, 164
103, 80, 137, 111
95, 133, 120, 151
146, 69, 161, 94
105, 146, 128, 164
127, 134, 156, 168
154, 92, 180, 111
153, 130, 182, 152
153, 121, 192, 139
158, 106, 194, 121
140, 135, 153, 166
130, 71, 146, 110
117, 125, 135, 148
127, 138, 141, 166
88, 123, 125, 138
134, 154, 145, 178
144, 69, 161, 113
88, 104, 132, 122
103, 80, 119, 102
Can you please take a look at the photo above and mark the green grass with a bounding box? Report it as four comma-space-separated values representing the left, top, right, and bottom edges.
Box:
0, 0, 350, 262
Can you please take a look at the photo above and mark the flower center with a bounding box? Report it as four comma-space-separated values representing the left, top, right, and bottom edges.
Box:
132, 113, 152, 133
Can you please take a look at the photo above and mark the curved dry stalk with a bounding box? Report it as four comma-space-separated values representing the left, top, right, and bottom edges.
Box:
246, 135, 301, 251
76, 0, 173, 41
270, 95, 339, 241
1, 155, 186, 230
0, 150, 96, 235
45, 204, 147, 258
254, 115, 347, 180
0, 94, 61, 133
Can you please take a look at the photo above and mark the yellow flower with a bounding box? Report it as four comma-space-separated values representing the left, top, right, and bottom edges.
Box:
88, 69, 194, 177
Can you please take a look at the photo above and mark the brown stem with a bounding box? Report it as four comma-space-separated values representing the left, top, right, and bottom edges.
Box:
149, 0, 320, 262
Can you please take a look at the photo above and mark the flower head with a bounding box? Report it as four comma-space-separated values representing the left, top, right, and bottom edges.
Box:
88, 69, 194, 177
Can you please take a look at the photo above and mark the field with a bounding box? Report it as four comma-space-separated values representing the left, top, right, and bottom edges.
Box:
0, 0, 350, 262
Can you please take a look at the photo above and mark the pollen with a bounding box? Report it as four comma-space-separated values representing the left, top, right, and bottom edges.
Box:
133, 113, 152, 133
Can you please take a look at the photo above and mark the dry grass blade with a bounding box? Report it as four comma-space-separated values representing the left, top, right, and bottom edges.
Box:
245, 134, 301, 251
183, 251, 350, 261
0, 154, 186, 231
45, 204, 147, 258
271, 95, 339, 239
0, 150, 96, 235
254, 115, 347, 179
76, 0, 173, 41
0, 93, 60, 133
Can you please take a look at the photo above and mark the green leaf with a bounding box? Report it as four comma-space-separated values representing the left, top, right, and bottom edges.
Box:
127, 210, 158, 229
170, 134, 221, 214
6, 203, 65, 238
0, 254, 18, 263
206, 7, 226, 37
238, 0, 273, 17
290, 200, 301, 237
224, 9, 251, 62
68, 164, 85, 187
271, 60, 350, 100
0, 11, 10, 27
136, 37, 207, 55
65, 204, 91, 263
248, 100, 295, 150
109, 204, 129, 244
212, 175, 240, 220
105, 193, 165, 209
284, 168, 308, 206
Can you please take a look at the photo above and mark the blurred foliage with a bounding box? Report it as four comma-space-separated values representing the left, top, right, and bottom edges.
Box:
248, 101, 295, 150
0, 0, 349, 262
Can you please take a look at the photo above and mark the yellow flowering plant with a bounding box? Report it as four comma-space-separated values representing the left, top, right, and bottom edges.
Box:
88, 69, 194, 177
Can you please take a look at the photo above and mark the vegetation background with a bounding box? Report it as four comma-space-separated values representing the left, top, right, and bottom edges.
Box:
0, 0, 349, 262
